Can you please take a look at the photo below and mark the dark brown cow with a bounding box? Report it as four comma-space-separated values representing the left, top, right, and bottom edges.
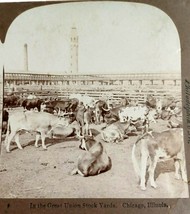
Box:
22, 98, 43, 112
75, 102, 86, 135
71, 135, 112, 177
146, 95, 157, 108
2, 109, 9, 122
101, 99, 130, 124
94, 100, 109, 124
103, 107, 120, 124
43, 98, 79, 114
3, 94, 20, 108
2, 109, 9, 134
75, 102, 94, 137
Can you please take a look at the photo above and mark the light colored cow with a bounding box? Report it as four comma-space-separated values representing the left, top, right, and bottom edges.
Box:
119, 106, 157, 122
71, 135, 112, 177
4, 111, 70, 152
101, 121, 131, 143
118, 106, 149, 122
75, 102, 94, 137
156, 97, 177, 115
132, 129, 187, 190
69, 94, 95, 109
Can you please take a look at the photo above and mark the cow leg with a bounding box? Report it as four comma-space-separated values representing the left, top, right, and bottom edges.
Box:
81, 122, 85, 136
14, 133, 23, 150
70, 168, 78, 175
179, 158, 187, 182
95, 110, 100, 124
149, 155, 158, 189
89, 128, 92, 136
5, 132, 16, 152
174, 159, 181, 180
140, 146, 148, 190
85, 123, 92, 136
35, 133, 41, 148
41, 132, 47, 150
6, 131, 16, 153
79, 138, 87, 150
83, 123, 87, 136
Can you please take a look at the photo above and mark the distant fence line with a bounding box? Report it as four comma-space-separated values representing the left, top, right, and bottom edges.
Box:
4, 83, 181, 104
4, 72, 181, 89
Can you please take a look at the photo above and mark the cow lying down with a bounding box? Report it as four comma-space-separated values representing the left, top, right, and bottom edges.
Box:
132, 128, 187, 190
101, 121, 132, 143
4, 111, 70, 152
71, 136, 112, 177
50, 120, 81, 139
167, 114, 182, 128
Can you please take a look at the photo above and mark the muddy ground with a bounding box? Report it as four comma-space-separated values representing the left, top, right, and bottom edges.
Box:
0, 109, 189, 198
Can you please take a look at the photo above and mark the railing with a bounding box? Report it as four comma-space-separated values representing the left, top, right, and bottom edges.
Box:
4, 84, 181, 104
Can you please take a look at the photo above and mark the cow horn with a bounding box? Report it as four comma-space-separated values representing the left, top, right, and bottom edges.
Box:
102, 107, 110, 112
76, 134, 85, 139
62, 112, 73, 116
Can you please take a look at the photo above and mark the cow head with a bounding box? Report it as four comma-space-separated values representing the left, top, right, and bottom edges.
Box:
118, 109, 130, 123
57, 115, 71, 127
77, 135, 95, 151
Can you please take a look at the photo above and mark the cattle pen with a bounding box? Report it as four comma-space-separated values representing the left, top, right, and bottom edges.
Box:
4, 72, 181, 103
0, 72, 188, 199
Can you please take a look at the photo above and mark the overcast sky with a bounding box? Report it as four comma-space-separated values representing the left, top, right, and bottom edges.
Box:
2, 1, 180, 75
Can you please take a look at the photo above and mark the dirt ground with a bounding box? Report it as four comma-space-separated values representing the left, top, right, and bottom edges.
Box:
0, 109, 189, 198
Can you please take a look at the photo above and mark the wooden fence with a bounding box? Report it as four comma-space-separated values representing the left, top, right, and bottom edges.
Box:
4, 84, 182, 104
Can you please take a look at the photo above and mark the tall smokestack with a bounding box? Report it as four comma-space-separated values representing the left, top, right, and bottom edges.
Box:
70, 27, 78, 73
24, 43, 28, 72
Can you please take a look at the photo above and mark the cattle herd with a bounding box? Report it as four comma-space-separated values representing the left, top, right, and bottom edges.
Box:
1, 92, 187, 190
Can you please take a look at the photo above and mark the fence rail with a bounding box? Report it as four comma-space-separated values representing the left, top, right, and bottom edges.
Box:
5, 85, 181, 103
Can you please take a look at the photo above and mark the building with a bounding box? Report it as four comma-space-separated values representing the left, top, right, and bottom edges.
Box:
4, 72, 181, 87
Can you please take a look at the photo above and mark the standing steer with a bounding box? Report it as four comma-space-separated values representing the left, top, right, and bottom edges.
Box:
69, 94, 95, 109
3, 94, 20, 108
132, 129, 187, 190
71, 135, 112, 177
94, 100, 109, 124
22, 98, 43, 112
75, 103, 94, 140
4, 111, 70, 152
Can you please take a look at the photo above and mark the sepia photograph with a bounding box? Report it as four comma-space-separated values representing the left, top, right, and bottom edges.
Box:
0, 0, 189, 209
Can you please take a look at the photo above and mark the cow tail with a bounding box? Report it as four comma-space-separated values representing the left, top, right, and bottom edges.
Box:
70, 168, 78, 176
131, 133, 147, 179
70, 168, 85, 177
101, 131, 106, 142
132, 142, 141, 179
132, 132, 153, 179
